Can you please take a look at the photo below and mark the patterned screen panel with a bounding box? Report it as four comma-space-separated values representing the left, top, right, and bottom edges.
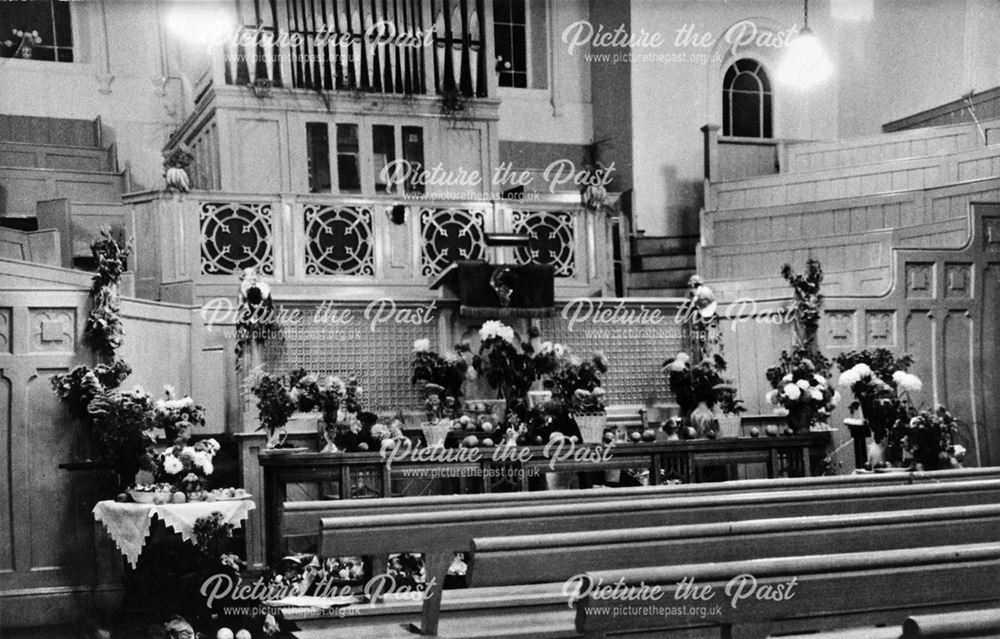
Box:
303, 204, 375, 276
258, 303, 437, 412
419, 207, 486, 276
539, 300, 690, 406
200, 202, 274, 275
512, 210, 575, 277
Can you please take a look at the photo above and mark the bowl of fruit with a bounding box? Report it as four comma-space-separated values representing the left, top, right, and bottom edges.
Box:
128, 483, 176, 504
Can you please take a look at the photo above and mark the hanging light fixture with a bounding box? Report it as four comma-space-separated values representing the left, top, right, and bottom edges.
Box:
777, 0, 833, 88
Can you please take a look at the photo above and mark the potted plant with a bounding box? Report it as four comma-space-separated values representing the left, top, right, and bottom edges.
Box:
473, 321, 538, 411
664, 352, 744, 438
835, 349, 917, 466
543, 350, 610, 443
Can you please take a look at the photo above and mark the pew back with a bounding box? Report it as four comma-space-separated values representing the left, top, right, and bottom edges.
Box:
574, 543, 1000, 637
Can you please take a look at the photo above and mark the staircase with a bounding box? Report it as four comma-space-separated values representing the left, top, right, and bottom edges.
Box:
0, 114, 129, 268
627, 234, 698, 297
698, 117, 1000, 299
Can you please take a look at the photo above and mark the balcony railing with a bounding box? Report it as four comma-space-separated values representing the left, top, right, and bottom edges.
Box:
224, 0, 490, 98
127, 192, 618, 302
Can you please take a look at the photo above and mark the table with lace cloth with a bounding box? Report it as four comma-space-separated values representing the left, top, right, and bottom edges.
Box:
93, 499, 255, 568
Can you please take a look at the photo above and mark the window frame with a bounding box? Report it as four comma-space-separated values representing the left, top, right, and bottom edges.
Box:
722, 58, 773, 139
0, 0, 75, 63
493, 0, 533, 90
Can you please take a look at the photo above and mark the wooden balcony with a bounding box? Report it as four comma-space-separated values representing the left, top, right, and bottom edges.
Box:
123, 190, 619, 304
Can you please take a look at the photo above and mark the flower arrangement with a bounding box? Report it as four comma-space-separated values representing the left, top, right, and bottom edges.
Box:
411, 338, 475, 412
250, 372, 296, 442
765, 356, 838, 429
51, 360, 132, 418
86, 386, 158, 484
664, 352, 744, 417
764, 259, 834, 431
151, 385, 207, 444
157, 438, 220, 486
473, 321, 539, 408
835, 349, 916, 443
84, 227, 131, 360
900, 407, 965, 470
545, 350, 609, 414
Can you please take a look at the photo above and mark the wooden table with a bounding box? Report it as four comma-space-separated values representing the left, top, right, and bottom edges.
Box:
252, 433, 832, 567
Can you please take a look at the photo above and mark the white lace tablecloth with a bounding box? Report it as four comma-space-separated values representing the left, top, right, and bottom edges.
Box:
93, 499, 255, 568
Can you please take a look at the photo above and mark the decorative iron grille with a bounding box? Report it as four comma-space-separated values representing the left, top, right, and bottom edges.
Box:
200, 202, 274, 275
512, 210, 576, 277
303, 204, 375, 276
420, 207, 486, 276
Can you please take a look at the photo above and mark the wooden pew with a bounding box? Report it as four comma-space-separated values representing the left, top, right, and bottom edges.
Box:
282, 467, 1000, 554
317, 479, 1000, 635
775, 607, 1000, 638
574, 543, 1000, 638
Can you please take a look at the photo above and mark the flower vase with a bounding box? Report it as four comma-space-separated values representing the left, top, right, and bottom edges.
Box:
573, 413, 608, 444
786, 407, 815, 434
688, 402, 719, 438
421, 422, 452, 448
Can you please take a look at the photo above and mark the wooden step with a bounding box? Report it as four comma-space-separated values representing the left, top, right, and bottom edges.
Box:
631, 234, 699, 256
633, 252, 696, 271
629, 268, 695, 290
0, 114, 101, 148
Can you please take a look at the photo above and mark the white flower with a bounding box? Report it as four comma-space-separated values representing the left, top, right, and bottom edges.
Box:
773, 407, 790, 417
539, 341, 553, 355
951, 444, 967, 459
796, 379, 811, 390
893, 371, 923, 393
783, 383, 801, 401
163, 455, 184, 475
853, 363, 872, 379
675, 352, 690, 364
204, 438, 221, 453
838, 370, 859, 387
765, 390, 778, 405
781, 374, 793, 384
192, 450, 212, 471
665, 359, 686, 372
479, 320, 505, 341
813, 374, 827, 386
202, 462, 214, 476
553, 344, 566, 358
497, 325, 515, 344
810, 388, 823, 401
413, 338, 431, 353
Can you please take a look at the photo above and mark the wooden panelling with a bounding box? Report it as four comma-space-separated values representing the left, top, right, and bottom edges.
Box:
713, 144, 1000, 212
717, 203, 1000, 471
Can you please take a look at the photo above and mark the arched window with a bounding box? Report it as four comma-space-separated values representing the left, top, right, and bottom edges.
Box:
722, 59, 773, 138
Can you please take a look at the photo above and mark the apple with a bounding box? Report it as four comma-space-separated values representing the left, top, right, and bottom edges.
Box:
217, 629, 234, 639
533, 435, 544, 445
604, 432, 616, 443
764, 425, 779, 437
782, 426, 794, 437
357, 442, 369, 451
171, 491, 187, 504
482, 438, 494, 447
481, 421, 494, 433
462, 435, 479, 448
629, 431, 642, 442
684, 427, 698, 439
116, 493, 129, 503
236, 631, 252, 639
748, 426, 761, 438
381, 438, 395, 451
641, 429, 656, 442
152, 494, 167, 505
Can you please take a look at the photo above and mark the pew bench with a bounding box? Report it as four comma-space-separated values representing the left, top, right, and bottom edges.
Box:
772, 607, 1000, 639
574, 543, 1000, 638
314, 479, 1000, 635
281, 467, 1000, 555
